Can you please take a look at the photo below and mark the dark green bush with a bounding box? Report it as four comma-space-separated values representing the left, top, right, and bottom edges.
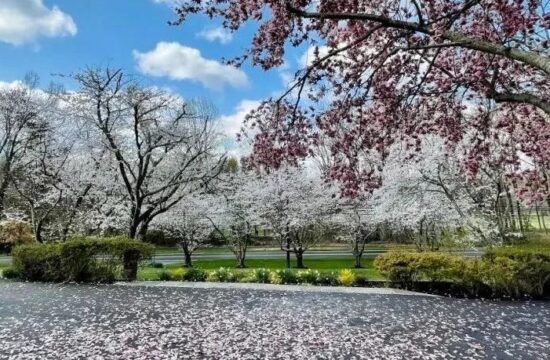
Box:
149, 262, 164, 268
207, 267, 237, 282
480, 249, 550, 298
272, 269, 298, 284
448, 259, 487, 297
297, 269, 320, 284
159, 271, 173, 281
1, 266, 20, 279
60, 238, 113, 282
12, 237, 154, 283
375, 251, 456, 284
182, 268, 208, 282
12, 243, 63, 282
252, 268, 271, 283
355, 274, 370, 286
316, 271, 339, 286
375, 249, 550, 298
374, 251, 418, 284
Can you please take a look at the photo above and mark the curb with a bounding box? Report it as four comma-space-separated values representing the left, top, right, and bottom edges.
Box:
115, 281, 439, 297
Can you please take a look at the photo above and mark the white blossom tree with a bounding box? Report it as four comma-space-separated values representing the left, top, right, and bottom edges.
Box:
67, 68, 226, 239
252, 166, 338, 268
151, 194, 213, 267
205, 171, 262, 268
0, 75, 52, 218
370, 136, 499, 249
332, 194, 376, 268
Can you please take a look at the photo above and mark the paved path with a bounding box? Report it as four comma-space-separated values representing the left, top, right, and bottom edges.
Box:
0, 280, 548, 359
149, 249, 482, 264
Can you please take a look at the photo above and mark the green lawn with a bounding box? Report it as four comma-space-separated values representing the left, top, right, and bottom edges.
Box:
526, 215, 550, 231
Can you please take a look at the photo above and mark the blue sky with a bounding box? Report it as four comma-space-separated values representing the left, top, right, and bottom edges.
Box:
0, 0, 308, 143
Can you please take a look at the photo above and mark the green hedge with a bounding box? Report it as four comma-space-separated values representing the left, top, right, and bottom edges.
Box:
146, 267, 360, 287
374, 250, 550, 299
12, 237, 154, 283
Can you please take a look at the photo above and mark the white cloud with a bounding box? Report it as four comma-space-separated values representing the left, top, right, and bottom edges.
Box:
215, 100, 261, 159
152, 0, 178, 4
197, 27, 233, 44
0, 0, 76, 45
299, 45, 330, 68
218, 99, 261, 140
0, 80, 24, 90
133, 42, 249, 90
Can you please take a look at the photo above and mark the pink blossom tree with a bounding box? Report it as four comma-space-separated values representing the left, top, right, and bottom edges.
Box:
173, 1, 550, 198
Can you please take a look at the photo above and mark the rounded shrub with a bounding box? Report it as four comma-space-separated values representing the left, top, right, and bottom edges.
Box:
239, 271, 257, 283
337, 269, 356, 287
11, 237, 154, 283
207, 267, 237, 282
182, 268, 208, 282
159, 271, 174, 281
1, 266, 20, 279
268, 271, 283, 285
297, 269, 321, 285
374, 251, 417, 284
252, 268, 271, 283
316, 271, 339, 286
171, 268, 186, 281
12, 243, 63, 282
0, 220, 34, 254
271, 269, 297, 284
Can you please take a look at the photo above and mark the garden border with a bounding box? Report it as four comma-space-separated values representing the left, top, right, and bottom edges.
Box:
115, 281, 438, 296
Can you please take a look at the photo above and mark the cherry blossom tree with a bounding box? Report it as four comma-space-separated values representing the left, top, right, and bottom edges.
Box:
0, 75, 51, 217
67, 68, 226, 239
333, 194, 376, 268
205, 171, 262, 268
151, 194, 213, 267
370, 136, 499, 249
173, 1, 550, 198
252, 166, 338, 268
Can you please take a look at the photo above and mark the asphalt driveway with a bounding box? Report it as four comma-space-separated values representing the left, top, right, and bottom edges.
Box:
0, 281, 548, 359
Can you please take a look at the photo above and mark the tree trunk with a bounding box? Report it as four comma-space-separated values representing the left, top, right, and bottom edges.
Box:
34, 220, 44, 243
0, 165, 10, 218
182, 245, 193, 268
236, 253, 246, 268
61, 184, 92, 241
295, 251, 305, 269
285, 232, 291, 269
129, 219, 148, 240
516, 201, 524, 234
535, 205, 543, 230
128, 223, 138, 239
122, 250, 139, 281
137, 222, 149, 240
506, 189, 516, 231
354, 253, 362, 268
353, 237, 363, 268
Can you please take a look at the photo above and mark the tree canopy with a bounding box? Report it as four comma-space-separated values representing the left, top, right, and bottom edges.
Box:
173, 1, 550, 201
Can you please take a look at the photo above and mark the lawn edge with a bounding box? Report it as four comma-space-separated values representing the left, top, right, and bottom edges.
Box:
115, 281, 439, 297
